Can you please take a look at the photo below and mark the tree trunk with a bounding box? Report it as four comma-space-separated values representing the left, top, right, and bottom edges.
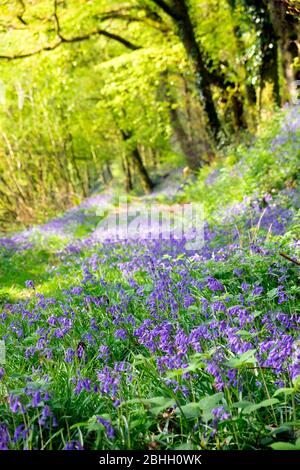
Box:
120, 130, 154, 194
169, 103, 215, 170
268, 0, 299, 103
205, 63, 247, 130
172, 0, 222, 141
106, 163, 113, 181
122, 153, 133, 192
101, 167, 108, 185
241, 1, 282, 106
231, 90, 247, 129
67, 133, 87, 197
158, 70, 214, 170
226, 0, 253, 122
131, 147, 154, 194
260, 3, 281, 107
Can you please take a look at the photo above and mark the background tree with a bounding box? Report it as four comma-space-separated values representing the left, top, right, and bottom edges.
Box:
0, 0, 298, 229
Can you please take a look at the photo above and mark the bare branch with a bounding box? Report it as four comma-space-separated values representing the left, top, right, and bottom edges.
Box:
280, 252, 300, 267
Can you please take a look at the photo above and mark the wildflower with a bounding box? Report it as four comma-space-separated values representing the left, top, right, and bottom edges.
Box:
227, 369, 238, 387
97, 345, 110, 362
212, 406, 230, 421
115, 329, 127, 340
65, 348, 75, 363
64, 440, 83, 450
38, 405, 52, 426
74, 377, 91, 395
278, 286, 288, 304
207, 277, 224, 292
90, 318, 99, 331
241, 282, 249, 292
290, 340, 300, 380
233, 268, 243, 277
97, 366, 121, 396
31, 391, 42, 408
96, 416, 115, 439
252, 286, 264, 296
211, 301, 226, 313
0, 424, 10, 450
183, 294, 195, 308
76, 341, 86, 359
206, 362, 224, 391
13, 424, 29, 443
9, 395, 22, 414
25, 280, 35, 289
71, 286, 83, 295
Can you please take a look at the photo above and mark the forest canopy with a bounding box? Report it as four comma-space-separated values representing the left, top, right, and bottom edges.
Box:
0, 0, 299, 229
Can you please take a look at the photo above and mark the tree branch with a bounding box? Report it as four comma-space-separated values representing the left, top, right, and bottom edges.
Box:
53, 0, 63, 40
280, 252, 300, 267
62, 29, 140, 50
98, 12, 169, 32
1, 1, 142, 60
17, 0, 27, 25
150, 0, 180, 20
0, 29, 140, 60
0, 38, 61, 60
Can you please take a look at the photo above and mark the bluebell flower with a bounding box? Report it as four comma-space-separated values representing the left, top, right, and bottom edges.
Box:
96, 416, 115, 439
25, 280, 35, 289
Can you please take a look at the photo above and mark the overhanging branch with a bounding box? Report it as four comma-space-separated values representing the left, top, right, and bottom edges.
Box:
0, 40, 62, 60
54, 0, 63, 40
17, 0, 27, 25
97, 12, 169, 32
150, 0, 179, 20
0, 28, 140, 60
62, 29, 141, 50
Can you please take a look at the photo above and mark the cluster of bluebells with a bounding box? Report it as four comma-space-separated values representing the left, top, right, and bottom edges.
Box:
96, 416, 115, 440
1, 209, 298, 445
0, 109, 299, 449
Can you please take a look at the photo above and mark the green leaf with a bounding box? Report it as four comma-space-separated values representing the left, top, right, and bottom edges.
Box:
292, 375, 300, 390
253, 310, 263, 319
226, 349, 256, 368
236, 330, 258, 339
267, 288, 278, 299
269, 424, 293, 436
0, 383, 8, 398
176, 442, 194, 450
270, 442, 299, 450
243, 398, 279, 415
71, 421, 90, 430
231, 400, 253, 409
176, 402, 201, 420
198, 393, 224, 422
143, 284, 153, 293
86, 414, 112, 432
273, 387, 295, 397
166, 357, 205, 378
139, 397, 175, 416
187, 305, 199, 312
